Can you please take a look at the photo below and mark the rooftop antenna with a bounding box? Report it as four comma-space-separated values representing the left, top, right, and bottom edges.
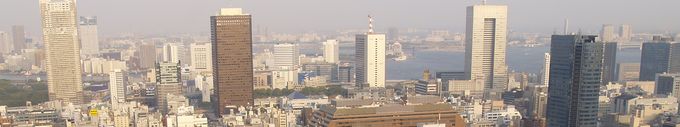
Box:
368, 15, 374, 34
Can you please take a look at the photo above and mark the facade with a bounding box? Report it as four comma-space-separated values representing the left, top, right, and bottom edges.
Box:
669, 42, 680, 73
79, 16, 100, 56
139, 43, 157, 69
109, 69, 127, 107
617, 63, 640, 82
273, 43, 299, 70
301, 63, 338, 82
211, 8, 254, 114
415, 80, 440, 95
639, 40, 671, 81
0, 32, 10, 54
323, 40, 339, 63
655, 73, 680, 98
546, 35, 604, 127
619, 24, 632, 42
464, 4, 509, 96
82, 57, 128, 74
603, 42, 618, 83
310, 103, 465, 127
338, 65, 354, 83
190, 43, 212, 73
155, 62, 182, 113
11, 25, 25, 52
40, 0, 84, 104
600, 24, 616, 42
355, 33, 386, 88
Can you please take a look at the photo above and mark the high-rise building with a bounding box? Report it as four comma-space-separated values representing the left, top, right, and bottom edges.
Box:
655, 73, 680, 98
109, 69, 127, 107
619, 24, 632, 42
540, 53, 551, 86
79, 16, 100, 56
302, 63, 338, 82
323, 40, 339, 63
190, 43, 212, 73
39, 0, 84, 104
600, 24, 616, 42
639, 39, 671, 81
0, 32, 10, 54
546, 35, 604, 127
355, 28, 386, 88
617, 63, 640, 82
338, 64, 354, 83
12, 25, 25, 52
602, 42, 618, 83
211, 8, 254, 114
464, 3, 509, 96
162, 43, 181, 64
139, 43, 157, 69
273, 43, 299, 70
669, 42, 680, 73
155, 62, 182, 113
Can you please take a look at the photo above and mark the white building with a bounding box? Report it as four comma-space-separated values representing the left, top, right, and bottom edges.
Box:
272, 70, 297, 89
323, 40, 339, 63
82, 58, 128, 74
79, 16, 99, 56
190, 43, 212, 73
355, 32, 386, 88
163, 43, 181, 64
109, 69, 127, 108
464, 4, 509, 95
0, 32, 10, 54
194, 74, 213, 102
600, 24, 617, 42
273, 43, 299, 70
541, 53, 550, 86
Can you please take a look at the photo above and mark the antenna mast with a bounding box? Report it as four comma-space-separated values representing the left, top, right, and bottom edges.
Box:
368, 15, 374, 34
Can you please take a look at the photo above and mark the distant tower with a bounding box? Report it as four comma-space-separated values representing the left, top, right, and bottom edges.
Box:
11, 25, 25, 52
79, 16, 100, 56
540, 53, 550, 86
190, 43, 213, 73
109, 69, 127, 108
619, 24, 632, 42
563, 18, 569, 35
423, 69, 431, 81
40, 0, 84, 104
323, 40, 339, 63
273, 43, 299, 69
162, 43, 181, 64
356, 15, 386, 88
600, 24, 616, 42
464, 3, 509, 99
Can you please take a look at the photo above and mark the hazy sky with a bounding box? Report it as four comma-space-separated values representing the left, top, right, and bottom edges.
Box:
2, 0, 679, 36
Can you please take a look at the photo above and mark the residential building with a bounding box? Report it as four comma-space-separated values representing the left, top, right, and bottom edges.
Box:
109, 69, 127, 108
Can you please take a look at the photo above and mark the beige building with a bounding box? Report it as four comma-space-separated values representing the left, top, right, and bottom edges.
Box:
323, 40, 339, 63
617, 63, 640, 82
448, 79, 484, 97
190, 43, 212, 73
355, 33, 386, 88
464, 4, 509, 96
40, 0, 84, 104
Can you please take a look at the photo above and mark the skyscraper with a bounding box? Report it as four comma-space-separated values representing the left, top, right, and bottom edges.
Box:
109, 69, 127, 107
619, 24, 632, 42
323, 40, 339, 63
11, 25, 25, 52
211, 8, 254, 114
639, 39, 671, 81
355, 16, 386, 88
138, 43, 157, 69
616, 63, 640, 82
546, 35, 604, 127
540, 53, 550, 86
155, 62, 182, 113
39, 0, 84, 104
273, 43, 299, 70
464, 3, 509, 96
669, 42, 680, 73
602, 42, 618, 83
79, 16, 100, 56
600, 24, 616, 42
162, 43, 180, 63
0, 32, 9, 54
190, 43, 212, 73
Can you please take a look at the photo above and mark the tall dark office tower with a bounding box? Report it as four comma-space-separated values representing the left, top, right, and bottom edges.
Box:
211, 8, 254, 115
669, 42, 680, 73
602, 42, 617, 83
12, 25, 25, 52
639, 38, 672, 81
546, 35, 604, 127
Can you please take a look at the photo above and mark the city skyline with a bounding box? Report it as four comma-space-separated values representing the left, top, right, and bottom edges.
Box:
3, 0, 680, 35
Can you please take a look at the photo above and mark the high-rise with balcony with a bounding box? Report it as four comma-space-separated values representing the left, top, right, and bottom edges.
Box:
211, 8, 254, 114
546, 35, 604, 127
464, 3, 508, 97
39, 0, 84, 104
79, 16, 100, 56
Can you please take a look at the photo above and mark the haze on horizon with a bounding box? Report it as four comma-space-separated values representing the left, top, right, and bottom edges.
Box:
2, 0, 679, 36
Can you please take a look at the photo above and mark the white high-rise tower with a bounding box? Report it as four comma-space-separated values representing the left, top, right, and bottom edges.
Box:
355, 15, 386, 88
109, 69, 127, 107
40, 0, 84, 104
163, 43, 180, 64
464, 3, 508, 96
323, 40, 339, 63
273, 43, 299, 70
